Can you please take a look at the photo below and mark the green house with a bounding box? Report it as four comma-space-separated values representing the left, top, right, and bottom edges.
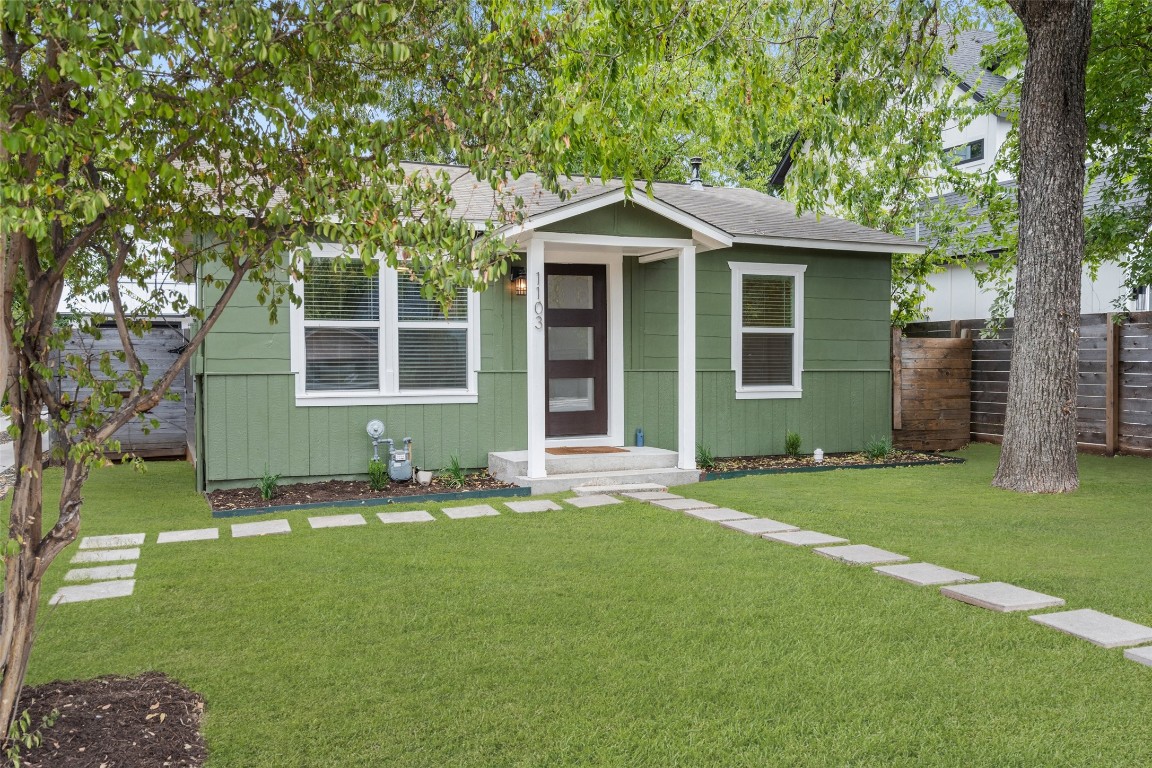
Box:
193, 165, 924, 493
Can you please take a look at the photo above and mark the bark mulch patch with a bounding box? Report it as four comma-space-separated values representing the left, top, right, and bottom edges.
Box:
207, 474, 517, 513
17, 672, 206, 768
706, 451, 961, 473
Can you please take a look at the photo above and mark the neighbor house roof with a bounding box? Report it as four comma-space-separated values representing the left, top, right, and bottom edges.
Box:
942, 28, 1009, 104
411, 163, 923, 254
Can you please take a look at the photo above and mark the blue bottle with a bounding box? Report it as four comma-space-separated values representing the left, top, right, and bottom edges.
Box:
635, 427, 645, 447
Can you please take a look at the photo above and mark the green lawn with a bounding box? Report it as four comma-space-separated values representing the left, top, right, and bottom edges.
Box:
17, 444, 1152, 766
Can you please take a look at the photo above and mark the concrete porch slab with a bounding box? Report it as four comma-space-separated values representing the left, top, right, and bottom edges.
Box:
563, 494, 622, 508
232, 519, 292, 538
506, 500, 563, 513
941, 582, 1065, 613
763, 530, 848, 547
573, 483, 666, 496
79, 533, 145, 549
50, 579, 136, 605
441, 504, 500, 519
651, 498, 716, 511
684, 508, 754, 522
377, 510, 435, 524
718, 518, 799, 535
64, 563, 137, 582
873, 562, 979, 586
1029, 609, 1152, 648
308, 513, 367, 529
157, 528, 219, 544
71, 547, 140, 564
814, 544, 909, 565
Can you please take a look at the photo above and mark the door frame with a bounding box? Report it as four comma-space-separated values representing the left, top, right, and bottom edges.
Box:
542, 248, 624, 447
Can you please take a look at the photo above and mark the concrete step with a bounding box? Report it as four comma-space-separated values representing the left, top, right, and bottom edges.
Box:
515, 467, 700, 495
489, 447, 679, 482
572, 483, 667, 496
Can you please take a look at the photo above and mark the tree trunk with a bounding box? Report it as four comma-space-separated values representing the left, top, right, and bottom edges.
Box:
994, 0, 1094, 493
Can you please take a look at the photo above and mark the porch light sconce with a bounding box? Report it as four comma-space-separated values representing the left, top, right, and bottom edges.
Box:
509, 265, 528, 296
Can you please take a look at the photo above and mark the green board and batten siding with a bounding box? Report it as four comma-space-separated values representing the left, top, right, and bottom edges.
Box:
197, 209, 892, 489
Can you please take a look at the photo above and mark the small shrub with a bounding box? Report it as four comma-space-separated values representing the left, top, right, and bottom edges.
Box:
257, 466, 280, 500
695, 443, 717, 470
440, 456, 468, 489
5, 706, 59, 768
862, 435, 895, 461
368, 458, 388, 491
784, 431, 802, 458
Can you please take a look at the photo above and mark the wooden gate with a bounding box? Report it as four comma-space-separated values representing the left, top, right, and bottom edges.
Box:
891, 330, 973, 451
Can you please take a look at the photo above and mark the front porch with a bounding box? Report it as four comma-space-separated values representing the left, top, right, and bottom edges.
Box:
488, 446, 700, 494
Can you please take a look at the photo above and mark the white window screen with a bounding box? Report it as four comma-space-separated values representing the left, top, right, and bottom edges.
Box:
741, 275, 796, 387
300, 254, 473, 397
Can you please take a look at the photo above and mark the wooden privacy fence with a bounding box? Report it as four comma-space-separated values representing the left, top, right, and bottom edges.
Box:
890, 331, 973, 451
905, 312, 1152, 457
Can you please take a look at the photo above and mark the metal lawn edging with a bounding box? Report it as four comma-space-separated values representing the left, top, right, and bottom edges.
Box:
699, 457, 964, 481
210, 485, 532, 518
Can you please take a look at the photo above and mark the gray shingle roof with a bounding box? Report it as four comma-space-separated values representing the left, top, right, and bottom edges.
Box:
402, 163, 919, 251
942, 28, 1010, 105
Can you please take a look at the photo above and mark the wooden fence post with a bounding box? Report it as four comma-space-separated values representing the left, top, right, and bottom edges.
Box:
1106, 313, 1120, 456
891, 327, 903, 430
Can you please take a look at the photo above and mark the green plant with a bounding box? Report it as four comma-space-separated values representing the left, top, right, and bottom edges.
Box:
5, 707, 59, 767
784, 431, 802, 458
862, 435, 895, 461
368, 458, 389, 492
257, 466, 280, 500
440, 456, 468, 489
695, 444, 717, 470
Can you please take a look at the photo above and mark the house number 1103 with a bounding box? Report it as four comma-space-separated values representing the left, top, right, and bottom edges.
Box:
533, 271, 544, 329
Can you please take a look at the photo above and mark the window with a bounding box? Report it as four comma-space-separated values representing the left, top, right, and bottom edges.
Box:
729, 262, 805, 399
292, 245, 477, 405
947, 138, 985, 165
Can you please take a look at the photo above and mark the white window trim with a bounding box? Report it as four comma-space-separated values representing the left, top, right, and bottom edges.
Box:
289, 243, 479, 407
729, 261, 806, 400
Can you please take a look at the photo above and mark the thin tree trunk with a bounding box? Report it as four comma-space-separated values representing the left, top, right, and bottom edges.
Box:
994, 0, 1094, 493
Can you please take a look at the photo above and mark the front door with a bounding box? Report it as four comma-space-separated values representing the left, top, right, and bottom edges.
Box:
545, 264, 608, 438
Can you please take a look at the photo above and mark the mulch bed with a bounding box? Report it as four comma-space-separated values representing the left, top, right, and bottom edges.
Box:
207, 473, 517, 512
18, 673, 206, 768
707, 450, 959, 473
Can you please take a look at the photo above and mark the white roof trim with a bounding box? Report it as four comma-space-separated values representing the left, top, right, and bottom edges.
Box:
494, 187, 734, 249
733, 235, 927, 255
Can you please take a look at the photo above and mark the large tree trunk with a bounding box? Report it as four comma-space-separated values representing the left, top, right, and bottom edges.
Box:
994, 0, 1094, 493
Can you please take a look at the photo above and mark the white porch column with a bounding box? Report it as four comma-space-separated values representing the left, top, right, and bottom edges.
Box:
525, 237, 547, 478
677, 245, 697, 470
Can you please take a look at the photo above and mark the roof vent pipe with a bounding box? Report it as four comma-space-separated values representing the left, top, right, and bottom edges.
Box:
688, 157, 703, 190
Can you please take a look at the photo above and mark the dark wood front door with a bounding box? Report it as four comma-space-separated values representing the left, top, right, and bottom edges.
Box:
545, 264, 608, 438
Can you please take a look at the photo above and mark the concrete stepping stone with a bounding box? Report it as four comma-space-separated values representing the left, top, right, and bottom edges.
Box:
64, 564, 136, 582
620, 491, 682, 501
441, 504, 500, 519
71, 547, 139, 564
719, 518, 799, 535
564, 494, 622, 508
1029, 609, 1152, 649
506, 500, 563, 513
651, 498, 716, 511
308, 513, 367, 529
873, 562, 979, 586
763, 530, 848, 547
575, 483, 666, 496
684, 508, 754, 522
157, 528, 219, 544
377, 510, 435, 524
815, 544, 910, 565
50, 579, 136, 605
232, 519, 292, 538
941, 582, 1065, 613
1124, 646, 1152, 668
79, 533, 145, 549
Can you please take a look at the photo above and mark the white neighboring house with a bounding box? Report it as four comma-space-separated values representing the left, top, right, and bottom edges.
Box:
918, 29, 1146, 320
